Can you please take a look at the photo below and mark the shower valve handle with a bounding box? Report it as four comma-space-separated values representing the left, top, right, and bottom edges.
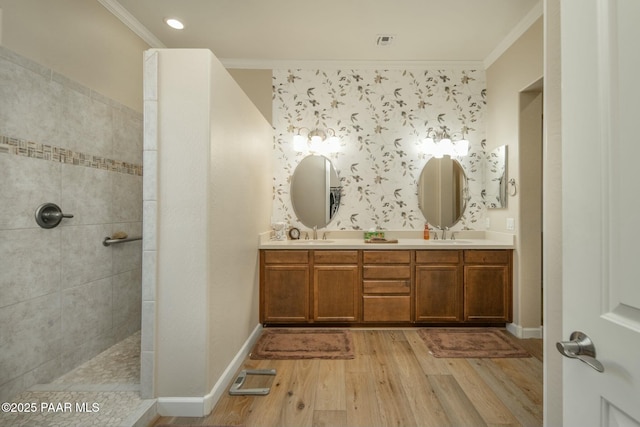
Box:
35, 203, 74, 229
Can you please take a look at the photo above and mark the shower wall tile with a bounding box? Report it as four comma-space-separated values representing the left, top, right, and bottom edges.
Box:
61, 164, 113, 225
60, 330, 114, 375
143, 51, 158, 102
141, 301, 155, 352
112, 173, 143, 223
140, 351, 154, 399
0, 47, 144, 399
0, 144, 62, 230
61, 224, 113, 288
0, 54, 60, 146
143, 150, 157, 201
113, 108, 144, 164
61, 277, 113, 350
113, 268, 142, 340
142, 251, 156, 301
143, 101, 158, 151
112, 222, 143, 274
0, 293, 62, 386
20, 357, 63, 393
0, 228, 61, 308
0, 375, 23, 404
143, 201, 157, 251
58, 84, 114, 158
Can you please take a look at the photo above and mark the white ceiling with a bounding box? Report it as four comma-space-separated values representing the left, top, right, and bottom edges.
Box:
102, 0, 541, 68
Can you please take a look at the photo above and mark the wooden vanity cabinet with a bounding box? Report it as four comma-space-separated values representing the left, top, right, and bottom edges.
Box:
261, 250, 310, 323
260, 248, 513, 326
362, 251, 412, 322
414, 250, 463, 322
313, 251, 360, 322
463, 250, 513, 323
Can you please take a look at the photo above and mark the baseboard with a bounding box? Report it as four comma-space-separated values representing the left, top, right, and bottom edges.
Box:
506, 323, 543, 339
156, 323, 263, 417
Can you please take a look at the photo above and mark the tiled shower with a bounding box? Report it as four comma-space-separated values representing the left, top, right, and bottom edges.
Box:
0, 46, 143, 401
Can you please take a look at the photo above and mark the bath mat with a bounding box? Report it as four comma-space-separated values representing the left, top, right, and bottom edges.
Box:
418, 328, 530, 358
155, 425, 242, 427
250, 329, 354, 359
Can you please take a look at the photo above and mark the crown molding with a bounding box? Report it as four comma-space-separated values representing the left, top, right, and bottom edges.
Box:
97, 0, 166, 48
483, 0, 543, 69
220, 58, 485, 70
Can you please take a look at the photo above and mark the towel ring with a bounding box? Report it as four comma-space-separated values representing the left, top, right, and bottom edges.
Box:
508, 178, 517, 196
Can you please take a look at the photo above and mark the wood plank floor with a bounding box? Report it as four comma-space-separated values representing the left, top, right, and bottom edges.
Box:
152, 329, 543, 427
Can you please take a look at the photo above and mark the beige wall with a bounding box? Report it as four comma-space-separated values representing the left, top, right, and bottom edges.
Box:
228, 69, 273, 124
207, 60, 273, 393
148, 49, 272, 405
486, 17, 543, 334
0, 0, 149, 112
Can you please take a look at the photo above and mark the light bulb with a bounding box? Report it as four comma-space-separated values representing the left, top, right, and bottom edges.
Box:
421, 137, 436, 154
439, 138, 453, 156
293, 134, 307, 152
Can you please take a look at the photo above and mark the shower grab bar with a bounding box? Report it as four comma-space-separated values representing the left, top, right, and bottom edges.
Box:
103, 236, 142, 247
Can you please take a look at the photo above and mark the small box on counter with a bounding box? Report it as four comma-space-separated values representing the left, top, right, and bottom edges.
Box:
364, 231, 385, 240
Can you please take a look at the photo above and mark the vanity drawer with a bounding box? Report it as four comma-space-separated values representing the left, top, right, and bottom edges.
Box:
363, 296, 411, 322
363, 251, 411, 264
263, 250, 309, 264
363, 265, 411, 280
464, 250, 511, 264
314, 250, 359, 264
415, 250, 461, 264
363, 280, 410, 294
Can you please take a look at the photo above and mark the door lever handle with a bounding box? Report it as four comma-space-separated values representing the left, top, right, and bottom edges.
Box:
556, 331, 604, 373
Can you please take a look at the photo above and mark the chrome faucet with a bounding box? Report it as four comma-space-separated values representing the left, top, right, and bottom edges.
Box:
312, 226, 318, 240
442, 226, 449, 240
450, 231, 458, 241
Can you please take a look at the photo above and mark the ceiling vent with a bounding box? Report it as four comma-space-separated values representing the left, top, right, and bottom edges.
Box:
376, 34, 395, 46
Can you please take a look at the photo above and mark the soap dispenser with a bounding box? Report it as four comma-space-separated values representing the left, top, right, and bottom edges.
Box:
424, 223, 430, 240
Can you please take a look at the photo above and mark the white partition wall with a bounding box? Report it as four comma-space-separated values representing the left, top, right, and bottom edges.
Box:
142, 49, 272, 415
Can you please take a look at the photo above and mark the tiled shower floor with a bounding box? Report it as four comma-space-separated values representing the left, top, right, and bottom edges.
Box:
0, 332, 156, 427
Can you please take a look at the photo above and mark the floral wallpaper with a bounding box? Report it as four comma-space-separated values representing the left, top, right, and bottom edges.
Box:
272, 68, 487, 231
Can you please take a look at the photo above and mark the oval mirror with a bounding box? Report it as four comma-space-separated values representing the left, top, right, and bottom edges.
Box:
417, 157, 467, 228
290, 155, 341, 228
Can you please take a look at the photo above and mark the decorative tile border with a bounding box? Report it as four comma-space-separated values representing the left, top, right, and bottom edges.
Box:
0, 135, 143, 176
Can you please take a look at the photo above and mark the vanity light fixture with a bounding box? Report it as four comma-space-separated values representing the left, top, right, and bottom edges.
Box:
420, 128, 469, 158
292, 127, 340, 154
164, 17, 185, 30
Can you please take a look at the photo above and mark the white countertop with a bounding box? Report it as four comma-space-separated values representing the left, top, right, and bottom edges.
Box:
259, 230, 515, 250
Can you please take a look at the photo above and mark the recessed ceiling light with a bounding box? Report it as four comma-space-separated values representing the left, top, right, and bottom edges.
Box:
164, 18, 185, 30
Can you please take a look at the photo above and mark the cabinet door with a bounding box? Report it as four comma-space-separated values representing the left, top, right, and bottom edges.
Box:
464, 265, 511, 322
262, 265, 309, 322
313, 265, 359, 322
415, 265, 463, 322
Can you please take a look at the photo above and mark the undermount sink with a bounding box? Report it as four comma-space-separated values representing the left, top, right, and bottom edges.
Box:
431, 239, 472, 244
290, 239, 335, 244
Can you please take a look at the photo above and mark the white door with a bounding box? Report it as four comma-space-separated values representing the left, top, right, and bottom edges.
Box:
561, 0, 640, 425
